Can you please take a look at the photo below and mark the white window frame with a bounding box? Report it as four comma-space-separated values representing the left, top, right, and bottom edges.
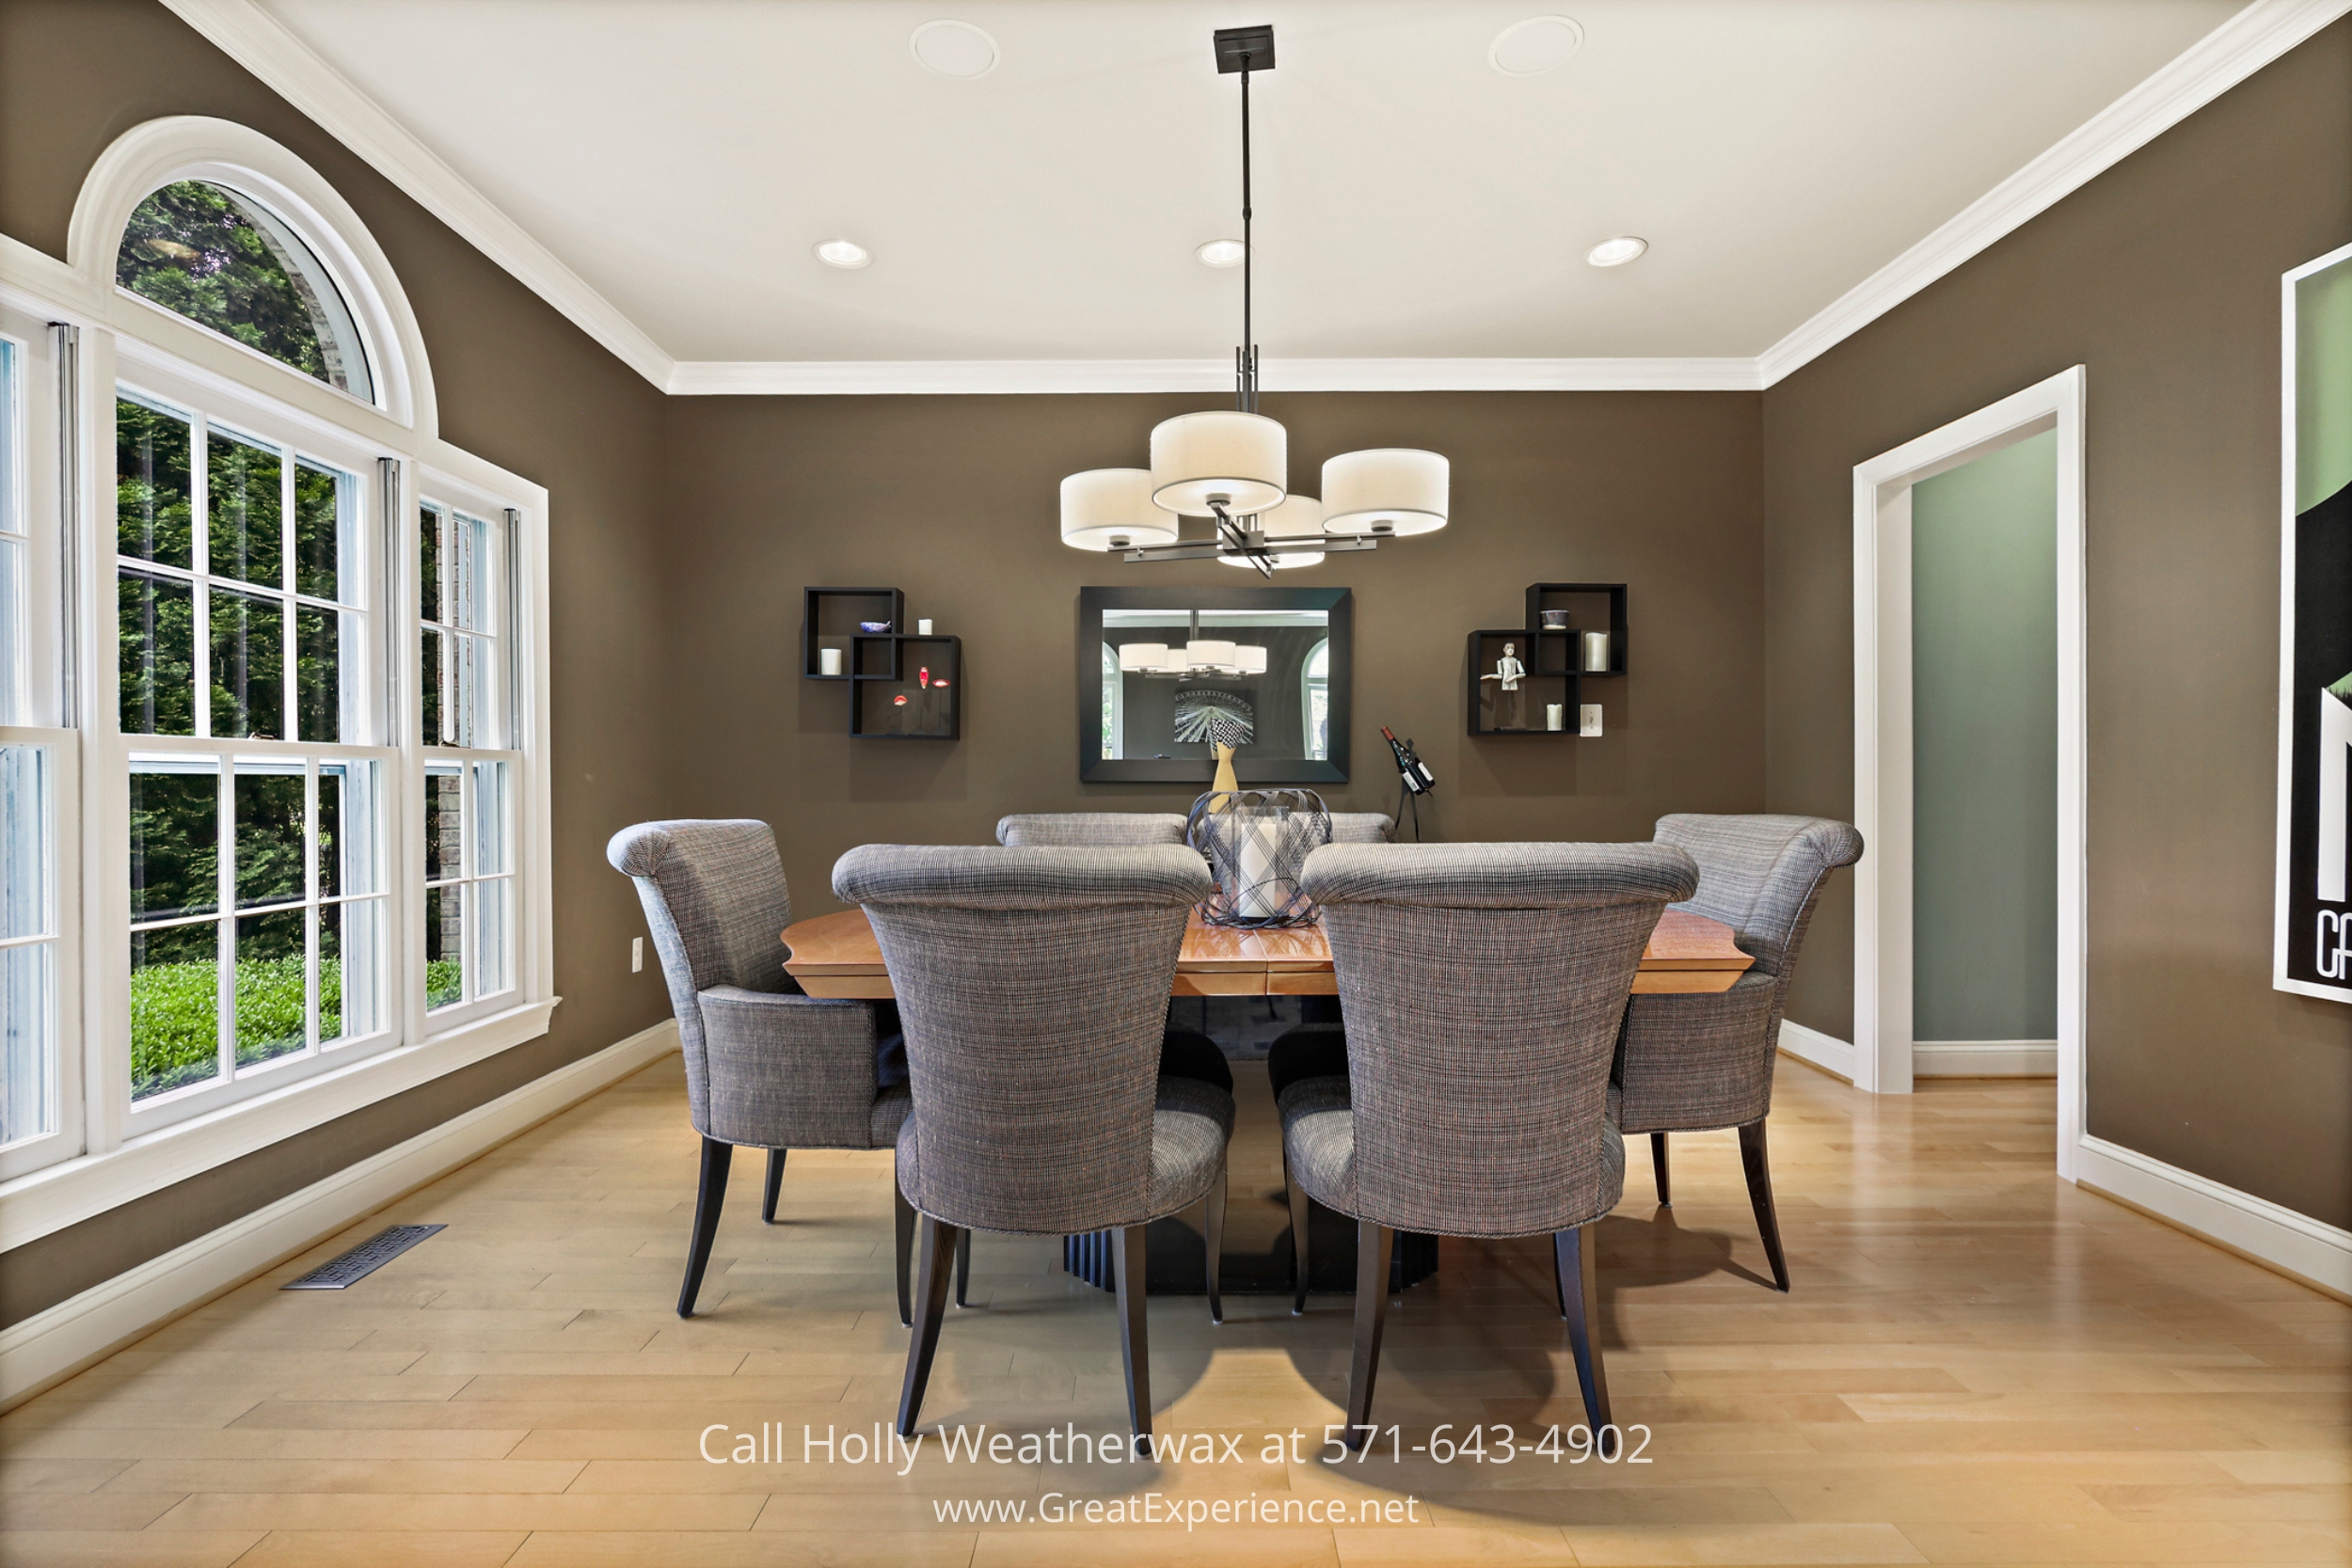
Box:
0, 302, 85, 1183
0, 121, 553, 1251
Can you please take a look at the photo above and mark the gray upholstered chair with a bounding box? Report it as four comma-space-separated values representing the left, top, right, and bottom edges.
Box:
995, 812, 1188, 847
608, 820, 913, 1320
1326, 812, 1394, 844
1280, 842, 1699, 1444
1615, 815, 1863, 1292
834, 845, 1232, 1444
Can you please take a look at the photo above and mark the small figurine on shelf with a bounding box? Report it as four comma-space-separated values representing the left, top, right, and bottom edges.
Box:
1480, 641, 1528, 730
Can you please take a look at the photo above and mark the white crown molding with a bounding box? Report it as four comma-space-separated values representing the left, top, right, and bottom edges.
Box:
159, 0, 676, 389
165, 0, 2348, 397
1755, 0, 2352, 387
666, 356, 1765, 396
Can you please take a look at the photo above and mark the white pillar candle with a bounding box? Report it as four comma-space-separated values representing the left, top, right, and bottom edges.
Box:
1546, 704, 1564, 731
1583, 631, 1611, 673
819, 646, 843, 676
917, 619, 933, 635
1234, 817, 1278, 919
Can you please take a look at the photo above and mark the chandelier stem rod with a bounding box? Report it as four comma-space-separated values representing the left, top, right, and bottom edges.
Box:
1240, 58, 1255, 413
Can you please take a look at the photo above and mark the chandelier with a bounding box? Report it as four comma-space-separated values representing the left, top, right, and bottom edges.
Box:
1058, 24, 1449, 578
1116, 638, 1267, 678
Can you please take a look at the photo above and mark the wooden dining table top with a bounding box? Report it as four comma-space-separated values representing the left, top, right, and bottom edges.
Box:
782, 906, 1753, 999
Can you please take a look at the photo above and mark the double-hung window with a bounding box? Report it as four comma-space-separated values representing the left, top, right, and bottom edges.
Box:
116, 378, 391, 1124
416, 498, 516, 1022
0, 307, 79, 1182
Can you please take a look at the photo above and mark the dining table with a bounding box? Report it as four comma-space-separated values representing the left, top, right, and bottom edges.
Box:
781, 905, 1754, 998
781, 903, 1754, 1297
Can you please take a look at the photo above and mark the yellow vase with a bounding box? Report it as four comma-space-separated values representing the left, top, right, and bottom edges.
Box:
1209, 741, 1239, 811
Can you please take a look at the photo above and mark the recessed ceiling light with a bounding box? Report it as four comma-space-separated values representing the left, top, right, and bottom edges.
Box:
813, 238, 871, 269
1196, 239, 1247, 268
1490, 15, 1584, 76
1585, 236, 1647, 267
911, 20, 999, 79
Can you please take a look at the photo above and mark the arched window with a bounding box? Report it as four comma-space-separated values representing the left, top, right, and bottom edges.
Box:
1303, 639, 1329, 761
116, 181, 374, 404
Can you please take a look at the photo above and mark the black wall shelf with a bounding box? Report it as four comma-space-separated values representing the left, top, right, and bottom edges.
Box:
1468, 630, 1581, 736
803, 587, 905, 681
802, 588, 959, 739
1526, 582, 1629, 677
1464, 581, 1629, 737
850, 636, 961, 740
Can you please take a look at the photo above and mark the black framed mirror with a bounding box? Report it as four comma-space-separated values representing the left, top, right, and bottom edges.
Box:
1079, 586, 1350, 784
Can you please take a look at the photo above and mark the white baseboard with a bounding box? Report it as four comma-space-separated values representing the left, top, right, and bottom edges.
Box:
2075, 1134, 2352, 1299
1914, 1038, 2058, 1076
1775, 1020, 1856, 1083
0, 1018, 679, 1412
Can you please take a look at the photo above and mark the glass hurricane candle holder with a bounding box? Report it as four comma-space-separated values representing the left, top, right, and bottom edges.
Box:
1185, 786, 1331, 928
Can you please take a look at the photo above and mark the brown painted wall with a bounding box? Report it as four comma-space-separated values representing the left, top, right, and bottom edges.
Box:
661, 390, 1768, 923
0, 0, 676, 1325
1763, 22, 2352, 1224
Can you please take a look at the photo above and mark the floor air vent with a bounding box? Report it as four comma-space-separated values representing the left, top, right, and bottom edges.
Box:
281, 1224, 446, 1290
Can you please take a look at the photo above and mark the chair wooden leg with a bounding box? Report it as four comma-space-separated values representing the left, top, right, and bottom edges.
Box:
1343, 1222, 1394, 1449
676, 1137, 732, 1319
1203, 1162, 1227, 1325
953, 1228, 973, 1308
1650, 1132, 1671, 1207
1739, 1118, 1790, 1291
1284, 1150, 1311, 1316
892, 1174, 916, 1328
1112, 1224, 1152, 1445
896, 1213, 960, 1439
1556, 1224, 1613, 1433
761, 1148, 787, 1224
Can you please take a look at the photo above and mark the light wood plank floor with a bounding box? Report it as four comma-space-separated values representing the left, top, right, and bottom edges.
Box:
3, 1056, 2344, 1567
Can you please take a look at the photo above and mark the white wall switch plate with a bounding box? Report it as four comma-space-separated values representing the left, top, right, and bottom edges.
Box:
631, 937, 644, 973
1580, 704, 1603, 736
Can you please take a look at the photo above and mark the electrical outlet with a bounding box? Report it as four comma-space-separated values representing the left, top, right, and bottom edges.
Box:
631, 937, 644, 974
1580, 704, 1603, 736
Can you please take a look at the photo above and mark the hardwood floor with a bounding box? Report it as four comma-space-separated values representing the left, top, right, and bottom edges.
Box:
3, 1056, 2344, 1566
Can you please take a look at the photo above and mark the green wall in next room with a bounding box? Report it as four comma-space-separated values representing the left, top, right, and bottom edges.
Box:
1911, 431, 2059, 1043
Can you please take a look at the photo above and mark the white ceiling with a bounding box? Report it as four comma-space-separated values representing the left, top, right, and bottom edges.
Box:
250, 0, 2244, 367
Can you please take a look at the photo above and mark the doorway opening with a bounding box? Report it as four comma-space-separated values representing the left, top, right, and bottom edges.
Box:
1849, 367, 2088, 1181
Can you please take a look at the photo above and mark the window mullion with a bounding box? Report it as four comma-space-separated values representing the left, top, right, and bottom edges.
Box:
304, 756, 318, 1053
279, 442, 295, 743
214, 751, 232, 1085
190, 413, 211, 741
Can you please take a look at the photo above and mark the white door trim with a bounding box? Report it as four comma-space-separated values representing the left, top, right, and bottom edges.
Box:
1851, 366, 2088, 1181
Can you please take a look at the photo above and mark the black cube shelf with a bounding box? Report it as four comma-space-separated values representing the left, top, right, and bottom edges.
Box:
1525, 581, 1628, 677
849, 636, 961, 740
802, 588, 959, 739
802, 587, 905, 680
1468, 630, 1581, 735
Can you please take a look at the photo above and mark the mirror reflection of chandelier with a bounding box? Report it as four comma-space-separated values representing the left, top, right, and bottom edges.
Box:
1057, 25, 1450, 578
1118, 639, 1267, 678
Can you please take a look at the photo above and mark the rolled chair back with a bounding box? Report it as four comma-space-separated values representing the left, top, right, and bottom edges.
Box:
995, 813, 1190, 847
1653, 815, 1863, 1042
1300, 842, 1698, 1236
1326, 813, 1394, 844
607, 819, 794, 1131
833, 845, 1212, 1234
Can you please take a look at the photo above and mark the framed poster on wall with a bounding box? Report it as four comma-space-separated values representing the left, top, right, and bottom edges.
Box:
2275, 241, 2352, 1004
